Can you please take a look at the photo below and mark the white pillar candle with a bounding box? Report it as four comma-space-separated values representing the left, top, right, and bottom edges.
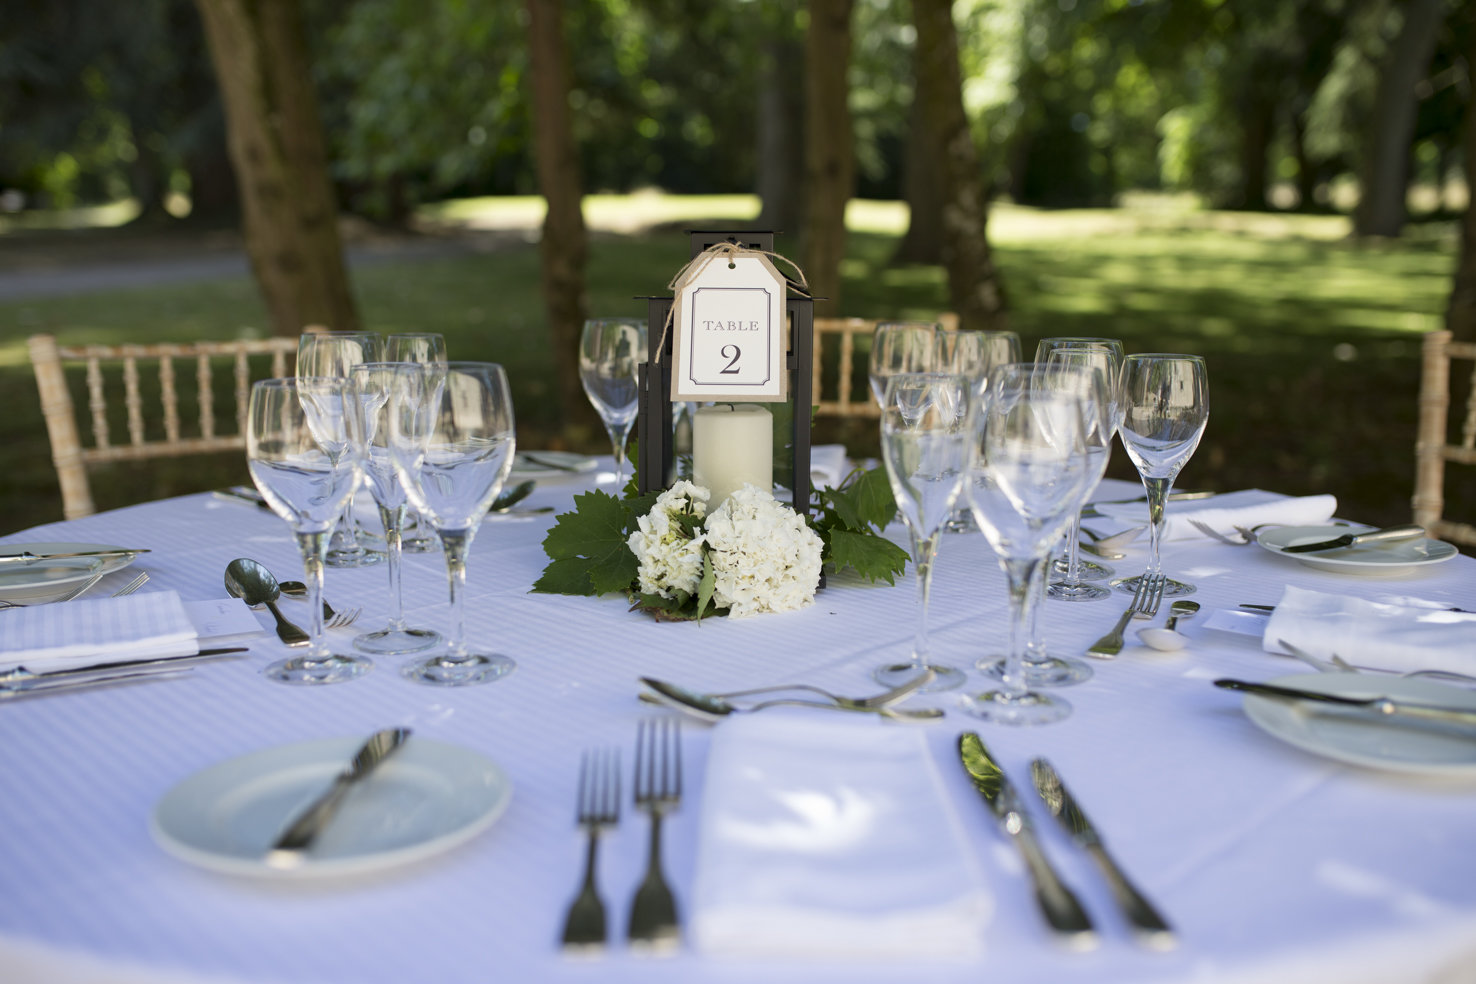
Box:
693, 403, 773, 508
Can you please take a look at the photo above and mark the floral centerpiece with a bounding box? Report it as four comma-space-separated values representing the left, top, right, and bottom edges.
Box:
533, 468, 908, 620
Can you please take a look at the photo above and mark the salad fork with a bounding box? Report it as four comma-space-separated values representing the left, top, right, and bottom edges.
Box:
629, 718, 682, 950
561, 747, 620, 952
1085, 573, 1165, 658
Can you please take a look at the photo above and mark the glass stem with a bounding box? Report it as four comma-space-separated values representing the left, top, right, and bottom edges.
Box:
440, 529, 474, 657
1063, 512, 1084, 585
608, 423, 631, 486
1024, 562, 1049, 666
1000, 555, 1041, 697
294, 529, 330, 661
378, 503, 408, 630
1142, 475, 1173, 576
332, 494, 359, 553
910, 530, 941, 671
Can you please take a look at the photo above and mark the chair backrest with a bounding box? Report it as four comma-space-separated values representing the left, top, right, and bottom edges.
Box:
811, 313, 960, 419
1413, 329, 1476, 546
28, 333, 297, 519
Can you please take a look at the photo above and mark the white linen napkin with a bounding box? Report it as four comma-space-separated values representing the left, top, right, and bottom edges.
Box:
0, 591, 199, 672
1263, 585, 1476, 675
1094, 489, 1337, 541
690, 714, 992, 959
810, 444, 850, 490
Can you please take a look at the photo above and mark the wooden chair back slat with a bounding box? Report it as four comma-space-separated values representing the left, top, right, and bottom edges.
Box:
1413, 330, 1476, 546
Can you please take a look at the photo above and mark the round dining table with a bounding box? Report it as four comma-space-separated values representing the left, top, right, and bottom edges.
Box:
1, 464, 1474, 984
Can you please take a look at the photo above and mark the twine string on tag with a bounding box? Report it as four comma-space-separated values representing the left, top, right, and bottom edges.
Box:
653, 242, 811, 364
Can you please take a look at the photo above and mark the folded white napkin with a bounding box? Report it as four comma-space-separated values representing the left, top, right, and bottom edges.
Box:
1095, 489, 1337, 541
690, 715, 992, 959
0, 591, 199, 672
810, 444, 850, 490
1263, 585, 1476, 675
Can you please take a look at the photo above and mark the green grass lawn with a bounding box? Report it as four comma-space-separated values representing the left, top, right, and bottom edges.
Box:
0, 194, 1463, 539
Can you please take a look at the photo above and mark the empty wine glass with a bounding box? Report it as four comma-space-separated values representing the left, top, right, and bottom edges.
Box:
389, 362, 517, 686
867, 321, 939, 408
874, 372, 976, 692
297, 331, 385, 568
963, 377, 1091, 725
348, 362, 440, 656
1116, 354, 1209, 598
246, 377, 372, 685
386, 332, 448, 554
579, 319, 647, 486
939, 328, 1020, 532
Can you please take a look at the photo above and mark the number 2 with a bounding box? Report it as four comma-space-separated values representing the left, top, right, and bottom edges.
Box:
719, 344, 741, 374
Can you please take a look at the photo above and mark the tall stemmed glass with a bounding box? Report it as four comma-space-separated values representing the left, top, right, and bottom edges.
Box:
389, 362, 517, 686
867, 321, 939, 408
964, 379, 1091, 725
246, 378, 372, 685
579, 319, 647, 486
1116, 354, 1209, 598
874, 372, 976, 692
386, 332, 448, 554
297, 331, 384, 567
938, 329, 1020, 532
1042, 345, 1123, 599
348, 362, 440, 656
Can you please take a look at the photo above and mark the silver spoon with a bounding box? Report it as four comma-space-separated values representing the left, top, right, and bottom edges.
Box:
1137, 600, 1201, 651
224, 558, 309, 647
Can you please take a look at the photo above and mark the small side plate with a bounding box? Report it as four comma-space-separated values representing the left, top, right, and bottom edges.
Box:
1256, 526, 1458, 576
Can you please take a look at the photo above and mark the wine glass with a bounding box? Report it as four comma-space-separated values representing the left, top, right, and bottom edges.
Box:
938, 328, 1020, 532
386, 332, 448, 554
579, 319, 647, 486
867, 321, 939, 408
348, 362, 440, 656
246, 378, 372, 685
1116, 354, 1209, 598
874, 372, 976, 692
1041, 344, 1123, 599
297, 331, 385, 568
963, 377, 1092, 725
389, 362, 517, 686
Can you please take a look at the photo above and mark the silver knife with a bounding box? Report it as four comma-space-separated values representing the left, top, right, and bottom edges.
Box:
957, 733, 1097, 950
0, 647, 248, 686
1281, 524, 1425, 553
1215, 679, 1476, 727
0, 548, 150, 566
1, 667, 194, 700
1030, 758, 1175, 949
265, 727, 412, 868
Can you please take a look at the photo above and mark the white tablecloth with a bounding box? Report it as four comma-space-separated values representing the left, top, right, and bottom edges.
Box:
2, 470, 1475, 984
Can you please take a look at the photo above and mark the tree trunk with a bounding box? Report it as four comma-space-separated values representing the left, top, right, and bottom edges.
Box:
526, 0, 594, 432
1445, 25, 1476, 344
1237, 81, 1276, 211
756, 34, 806, 236
891, 91, 946, 266
802, 0, 854, 317
192, 0, 359, 335
1353, 0, 1446, 238
911, 0, 1006, 330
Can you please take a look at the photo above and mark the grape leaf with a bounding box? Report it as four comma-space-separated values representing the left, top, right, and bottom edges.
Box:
826, 528, 909, 585
536, 490, 639, 595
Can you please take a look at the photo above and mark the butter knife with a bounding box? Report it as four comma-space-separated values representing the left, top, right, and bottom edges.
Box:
958, 733, 1097, 949
0, 548, 150, 565
1029, 758, 1175, 949
1215, 679, 1476, 727
1280, 524, 1424, 553
265, 727, 412, 868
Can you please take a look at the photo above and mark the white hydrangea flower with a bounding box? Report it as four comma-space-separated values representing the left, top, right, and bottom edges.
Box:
702, 484, 823, 618
627, 481, 709, 599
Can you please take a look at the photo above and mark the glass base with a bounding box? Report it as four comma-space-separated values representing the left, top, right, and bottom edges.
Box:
353, 625, 440, 655
1046, 578, 1113, 601
402, 652, 515, 687
1051, 556, 1114, 580
874, 661, 966, 693
263, 652, 372, 686
1114, 574, 1196, 598
401, 535, 439, 554
978, 655, 1093, 687
959, 688, 1072, 725
325, 546, 385, 569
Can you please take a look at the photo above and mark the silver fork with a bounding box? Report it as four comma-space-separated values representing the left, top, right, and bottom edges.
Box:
561, 747, 620, 952
1280, 639, 1476, 685
629, 718, 682, 951
326, 607, 362, 629
111, 571, 149, 596
1085, 573, 1165, 658
0, 567, 110, 608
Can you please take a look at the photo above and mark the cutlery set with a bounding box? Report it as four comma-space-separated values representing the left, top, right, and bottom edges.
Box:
562, 719, 684, 954
958, 733, 1175, 950
638, 672, 943, 722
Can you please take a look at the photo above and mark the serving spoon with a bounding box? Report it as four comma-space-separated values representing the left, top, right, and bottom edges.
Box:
1137, 600, 1201, 651
224, 558, 309, 647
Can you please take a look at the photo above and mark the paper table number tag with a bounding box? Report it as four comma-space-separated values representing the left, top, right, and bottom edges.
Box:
671, 253, 788, 402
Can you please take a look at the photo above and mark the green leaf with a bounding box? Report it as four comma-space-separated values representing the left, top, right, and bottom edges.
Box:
695, 549, 716, 619
537, 489, 639, 595
848, 467, 899, 530
531, 557, 596, 596
826, 528, 909, 585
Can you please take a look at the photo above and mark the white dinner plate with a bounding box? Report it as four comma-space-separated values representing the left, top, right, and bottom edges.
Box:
510, 451, 599, 481
1240, 672, 1476, 775
151, 736, 512, 879
0, 541, 139, 603
1256, 525, 1458, 575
